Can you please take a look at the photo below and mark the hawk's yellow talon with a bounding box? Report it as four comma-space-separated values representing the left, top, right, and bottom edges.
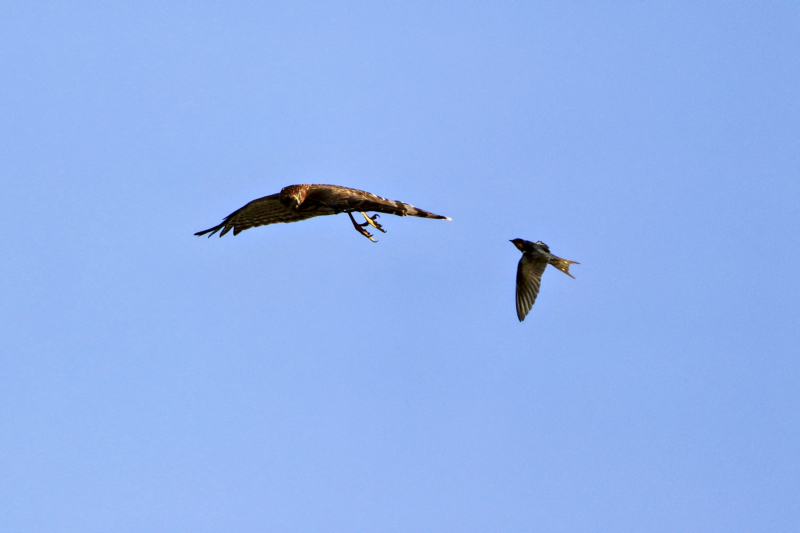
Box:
348, 212, 378, 242
359, 212, 386, 233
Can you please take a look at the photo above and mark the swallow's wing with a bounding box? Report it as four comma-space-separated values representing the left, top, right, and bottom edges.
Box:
515, 254, 548, 322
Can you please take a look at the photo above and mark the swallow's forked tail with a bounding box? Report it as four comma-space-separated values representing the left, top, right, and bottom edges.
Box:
550, 257, 580, 279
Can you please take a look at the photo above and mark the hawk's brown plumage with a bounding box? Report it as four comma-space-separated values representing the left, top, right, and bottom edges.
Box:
195, 184, 451, 241
511, 239, 579, 322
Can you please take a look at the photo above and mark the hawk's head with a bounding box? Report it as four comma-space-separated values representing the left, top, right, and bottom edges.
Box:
280, 184, 308, 210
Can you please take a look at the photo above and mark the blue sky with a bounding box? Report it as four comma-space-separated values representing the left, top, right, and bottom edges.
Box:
2, 2, 798, 531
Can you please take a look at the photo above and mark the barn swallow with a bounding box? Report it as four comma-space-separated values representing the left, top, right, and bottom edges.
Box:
510, 239, 579, 322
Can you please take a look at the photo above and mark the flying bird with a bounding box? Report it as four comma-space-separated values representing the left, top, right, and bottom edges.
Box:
195, 184, 451, 242
511, 239, 579, 322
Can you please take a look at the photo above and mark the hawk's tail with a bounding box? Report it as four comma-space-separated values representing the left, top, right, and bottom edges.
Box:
398, 203, 451, 220
405, 204, 453, 220
348, 191, 451, 220
550, 256, 579, 279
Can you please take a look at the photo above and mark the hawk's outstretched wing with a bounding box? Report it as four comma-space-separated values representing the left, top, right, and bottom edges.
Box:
194, 193, 334, 237
515, 255, 548, 322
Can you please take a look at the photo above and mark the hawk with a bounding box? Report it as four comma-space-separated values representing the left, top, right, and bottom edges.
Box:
511, 239, 579, 322
195, 184, 451, 242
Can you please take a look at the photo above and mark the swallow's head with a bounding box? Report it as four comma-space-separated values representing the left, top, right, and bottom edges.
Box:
510, 239, 527, 251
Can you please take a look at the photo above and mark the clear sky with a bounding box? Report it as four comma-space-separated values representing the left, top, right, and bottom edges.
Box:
2, 2, 798, 532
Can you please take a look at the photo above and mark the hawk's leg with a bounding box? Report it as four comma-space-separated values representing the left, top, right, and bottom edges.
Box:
347, 212, 377, 242
359, 212, 386, 233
